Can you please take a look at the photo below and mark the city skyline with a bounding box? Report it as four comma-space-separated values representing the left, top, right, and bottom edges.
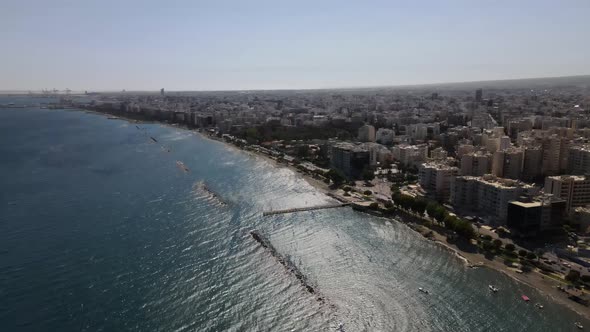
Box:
2, 0, 590, 90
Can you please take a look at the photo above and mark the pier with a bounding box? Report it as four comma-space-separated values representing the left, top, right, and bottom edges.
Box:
262, 203, 349, 216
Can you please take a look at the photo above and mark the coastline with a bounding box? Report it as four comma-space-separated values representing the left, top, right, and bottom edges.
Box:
193, 129, 590, 319
80, 107, 590, 319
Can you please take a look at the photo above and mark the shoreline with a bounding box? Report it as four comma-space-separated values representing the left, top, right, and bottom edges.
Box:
80, 107, 590, 319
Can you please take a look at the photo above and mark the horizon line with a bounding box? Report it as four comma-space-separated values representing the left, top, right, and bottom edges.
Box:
2, 73, 590, 94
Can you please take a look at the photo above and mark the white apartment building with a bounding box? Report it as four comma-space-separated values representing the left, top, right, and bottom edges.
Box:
419, 162, 459, 201
451, 175, 539, 224
460, 152, 491, 176
568, 145, 590, 175
544, 175, 590, 213
392, 144, 428, 167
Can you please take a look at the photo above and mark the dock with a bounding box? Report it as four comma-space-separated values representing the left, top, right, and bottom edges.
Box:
262, 203, 350, 216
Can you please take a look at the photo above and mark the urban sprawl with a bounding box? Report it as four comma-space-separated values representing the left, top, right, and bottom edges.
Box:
14, 78, 590, 311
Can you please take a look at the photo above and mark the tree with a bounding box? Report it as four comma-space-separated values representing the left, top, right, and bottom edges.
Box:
426, 202, 447, 223
410, 198, 427, 214
518, 249, 528, 257
296, 145, 309, 158
384, 201, 394, 209
244, 127, 261, 143
482, 240, 494, 252
481, 234, 493, 241
454, 219, 476, 239
326, 169, 346, 186
363, 190, 372, 196
362, 167, 375, 182
526, 252, 537, 260
566, 270, 581, 283
505, 243, 516, 252
369, 202, 379, 209
443, 214, 458, 230
492, 239, 503, 249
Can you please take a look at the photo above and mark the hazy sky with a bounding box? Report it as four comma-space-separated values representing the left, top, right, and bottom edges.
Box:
1, 0, 589, 91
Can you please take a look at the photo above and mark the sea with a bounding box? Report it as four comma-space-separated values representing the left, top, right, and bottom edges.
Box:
0, 96, 588, 331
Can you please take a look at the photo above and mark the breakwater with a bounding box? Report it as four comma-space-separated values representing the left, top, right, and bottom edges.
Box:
250, 230, 325, 303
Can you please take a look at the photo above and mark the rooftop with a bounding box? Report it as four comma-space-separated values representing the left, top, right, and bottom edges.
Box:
509, 201, 542, 208
457, 175, 536, 189
547, 175, 588, 182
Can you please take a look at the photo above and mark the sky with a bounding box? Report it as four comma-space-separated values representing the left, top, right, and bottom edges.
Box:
1, 0, 589, 91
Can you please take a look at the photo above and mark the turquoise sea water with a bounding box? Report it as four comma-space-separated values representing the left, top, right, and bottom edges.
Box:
0, 97, 588, 331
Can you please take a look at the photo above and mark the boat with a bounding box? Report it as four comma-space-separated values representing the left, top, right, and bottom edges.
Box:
535, 303, 544, 309
575, 322, 583, 329
418, 287, 429, 294
521, 295, 530, 302
489, 285, 499, 292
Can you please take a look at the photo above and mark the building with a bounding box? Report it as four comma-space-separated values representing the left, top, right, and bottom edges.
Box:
460, 152, 490, 176
376, 128, 395, 145
542, 136, 567, 175
330, 142, 370, 179
499, 136, 512, 150
392, 144, 428, 167
419, 162, 459, 201
407, 123, 429, 141
430, 147, 448, 160
544, 175, 590, 213
507, 194, 566, 236
456, 144, 475, 159
568, 145, 590, 175
160, 88, 165, 96
522, 146, 543, 181
475, 88, 483, 102
358, 124, 376, 142
451, 175, 539, 224
572, 207, 590, 234
491, 148, 524, 179
507, 118, 533, 139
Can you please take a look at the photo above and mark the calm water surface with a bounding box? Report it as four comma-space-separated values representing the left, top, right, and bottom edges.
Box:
0, 97, 588, 331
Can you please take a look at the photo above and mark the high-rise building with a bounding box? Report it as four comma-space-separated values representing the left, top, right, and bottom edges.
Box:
492, 148, 524, 179
457, 144, 475, 159
419, 162, 459, 201
507, 118, 533, 139
407, 123, 429, 141
522, 146, 543, 181
451, 175, 539, 224
542, 136, 567, 175
507, 194, 566, 235
330, 142, 370, 179
568, 145, 590, 175
392, 144, 428, 167
544, 175, 590, 213
358, 124, 376, 142
499, 136, 512, 150
160, 88, 165, 96
430, 147, 448, 160
460, 152, 491, 176
475, 88, 483, 102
